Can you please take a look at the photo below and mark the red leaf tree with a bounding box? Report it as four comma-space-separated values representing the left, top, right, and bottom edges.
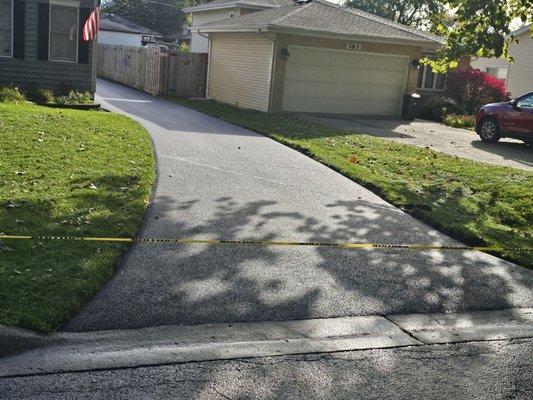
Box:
445, 67, 511, 115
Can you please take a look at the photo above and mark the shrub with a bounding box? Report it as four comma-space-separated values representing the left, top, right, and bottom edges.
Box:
416, 96, 462, 122
445, 68, 510, 115
443, 114, 476, 129
0, 86, 26, 103
179, 41, 190, 53
55, 90, 93, 105
26, 87, 55, 104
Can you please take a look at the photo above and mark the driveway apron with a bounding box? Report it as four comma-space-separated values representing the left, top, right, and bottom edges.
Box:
64, 80, 533, 331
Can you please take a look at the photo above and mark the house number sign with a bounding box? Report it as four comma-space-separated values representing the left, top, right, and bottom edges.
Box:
345, 43, 362, 51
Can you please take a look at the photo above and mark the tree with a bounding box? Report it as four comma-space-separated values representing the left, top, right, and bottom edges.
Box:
344, 0, 445, 30
101, 0, 208, 35
428, 0, 533, 72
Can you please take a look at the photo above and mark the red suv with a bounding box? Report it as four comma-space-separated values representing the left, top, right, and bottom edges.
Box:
476, 92, 533, 144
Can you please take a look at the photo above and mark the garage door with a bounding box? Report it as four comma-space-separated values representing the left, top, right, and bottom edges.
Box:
282, 46, 409, 115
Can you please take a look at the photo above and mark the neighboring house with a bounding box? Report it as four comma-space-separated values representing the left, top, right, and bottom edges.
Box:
183, 0, 294, 53
470, 23, 533, 97
185, 0, 442, 116
99, 13, 158, 47
0, 0, 98, 93
176, 22, 192, 46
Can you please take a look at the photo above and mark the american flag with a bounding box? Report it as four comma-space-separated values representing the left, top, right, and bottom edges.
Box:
82, 1, 100, 42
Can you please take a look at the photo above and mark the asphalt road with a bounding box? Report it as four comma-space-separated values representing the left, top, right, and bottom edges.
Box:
64, 80, 533, 332
2, 339, 532, 399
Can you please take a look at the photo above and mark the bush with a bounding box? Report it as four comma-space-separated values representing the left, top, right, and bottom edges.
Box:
0, 86, 26, 103
55, 90, 93, 105
443, 114, 476, 129
416, 96, 462, 122
446, 68, 510, 115
26, 87, 55, 104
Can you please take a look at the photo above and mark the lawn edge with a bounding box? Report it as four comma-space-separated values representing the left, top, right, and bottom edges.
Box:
57, 112, 160, 333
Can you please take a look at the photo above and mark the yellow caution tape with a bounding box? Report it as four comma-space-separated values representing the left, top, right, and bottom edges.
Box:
0, 234, 531, 253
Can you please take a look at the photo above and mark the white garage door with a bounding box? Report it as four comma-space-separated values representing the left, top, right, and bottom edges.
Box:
282, 46, 409, 116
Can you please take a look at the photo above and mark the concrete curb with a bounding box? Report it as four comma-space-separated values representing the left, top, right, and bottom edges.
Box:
1, 308, 531, 378
387, 308, 533, 344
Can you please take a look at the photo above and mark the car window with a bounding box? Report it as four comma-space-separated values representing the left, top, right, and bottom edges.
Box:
517, 94, 533, 109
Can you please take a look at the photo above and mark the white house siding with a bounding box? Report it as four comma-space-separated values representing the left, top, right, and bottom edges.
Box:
207, 33, 274, 111
191, 8, 239, 53
98, 31, 145, 47
470, 57, 510, 81
507, 32, 533, 97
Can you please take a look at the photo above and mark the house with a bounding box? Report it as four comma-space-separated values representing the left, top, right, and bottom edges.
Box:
99, 13, 158, 47
176, 21, 192, 47
183, 0, 294, 53
470, 23, 533, 97
0, 0, 98, 93
186, 0, 442, 115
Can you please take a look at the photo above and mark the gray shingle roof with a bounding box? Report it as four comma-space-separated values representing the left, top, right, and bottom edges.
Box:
100, 14, 158, 35
183, 0, 293, 12
196, 0, 443, 45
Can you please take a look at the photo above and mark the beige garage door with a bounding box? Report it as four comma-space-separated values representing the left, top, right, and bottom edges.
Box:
282, 46, 409, 115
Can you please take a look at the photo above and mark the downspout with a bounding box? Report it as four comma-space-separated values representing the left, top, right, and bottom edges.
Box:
201, 31, 212, 99
258, 28, 277, 112
196, 31, 209, 40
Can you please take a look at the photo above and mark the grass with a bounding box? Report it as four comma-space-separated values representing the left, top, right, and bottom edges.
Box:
443, 114, 476, 130
0, 103, 155, 331
172, 98, 532, 268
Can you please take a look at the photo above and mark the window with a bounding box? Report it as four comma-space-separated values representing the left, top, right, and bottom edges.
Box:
517, 93, 533, 109
417, 63, 446, 90
486, 67, 508, 81
49, 2, 79, 62
0, 0, 13, 57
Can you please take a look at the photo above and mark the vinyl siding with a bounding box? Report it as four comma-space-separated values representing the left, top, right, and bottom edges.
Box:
191, 8, 239, 53
470, 57, 510, 70
470, 57, 510, 80
0, 0, 95, 92
507, 32, 533, 97
208, 33, 274, 112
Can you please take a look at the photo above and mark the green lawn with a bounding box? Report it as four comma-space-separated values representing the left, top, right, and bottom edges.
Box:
0, 103, 154, 331
173, 99, 532, 268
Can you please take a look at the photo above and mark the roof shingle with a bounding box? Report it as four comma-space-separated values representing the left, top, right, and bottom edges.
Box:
195, 0, 442, 45
100, 14, 158, 35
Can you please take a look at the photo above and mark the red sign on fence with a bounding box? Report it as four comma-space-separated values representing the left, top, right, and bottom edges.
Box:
183, 59, 191, 65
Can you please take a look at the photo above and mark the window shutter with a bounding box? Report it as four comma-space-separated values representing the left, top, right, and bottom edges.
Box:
78, 7, 91, 64
13, 0, 25, 58
37, 2, 49, 60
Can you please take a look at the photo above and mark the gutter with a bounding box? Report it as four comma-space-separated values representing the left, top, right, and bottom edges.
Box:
269, 26, 441, 48
193, 25, 269, 34
195, 25, 440, 49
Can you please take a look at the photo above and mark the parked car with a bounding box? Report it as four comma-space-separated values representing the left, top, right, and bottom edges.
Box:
475, 92, 533, 144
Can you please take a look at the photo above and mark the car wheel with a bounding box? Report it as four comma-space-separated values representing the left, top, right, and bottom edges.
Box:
478, 118, 501, 143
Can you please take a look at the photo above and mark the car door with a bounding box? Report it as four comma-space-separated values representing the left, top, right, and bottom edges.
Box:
513, 93, 533, 135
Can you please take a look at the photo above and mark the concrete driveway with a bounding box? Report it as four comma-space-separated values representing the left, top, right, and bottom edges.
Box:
301, 114, 533, 171
64, 80, 532, 332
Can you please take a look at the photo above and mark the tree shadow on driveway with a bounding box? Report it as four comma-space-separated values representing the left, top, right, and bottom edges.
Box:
63, 195, 533, 332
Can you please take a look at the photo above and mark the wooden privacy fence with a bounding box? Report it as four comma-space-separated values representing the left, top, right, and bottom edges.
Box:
97, 45, 208, 98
